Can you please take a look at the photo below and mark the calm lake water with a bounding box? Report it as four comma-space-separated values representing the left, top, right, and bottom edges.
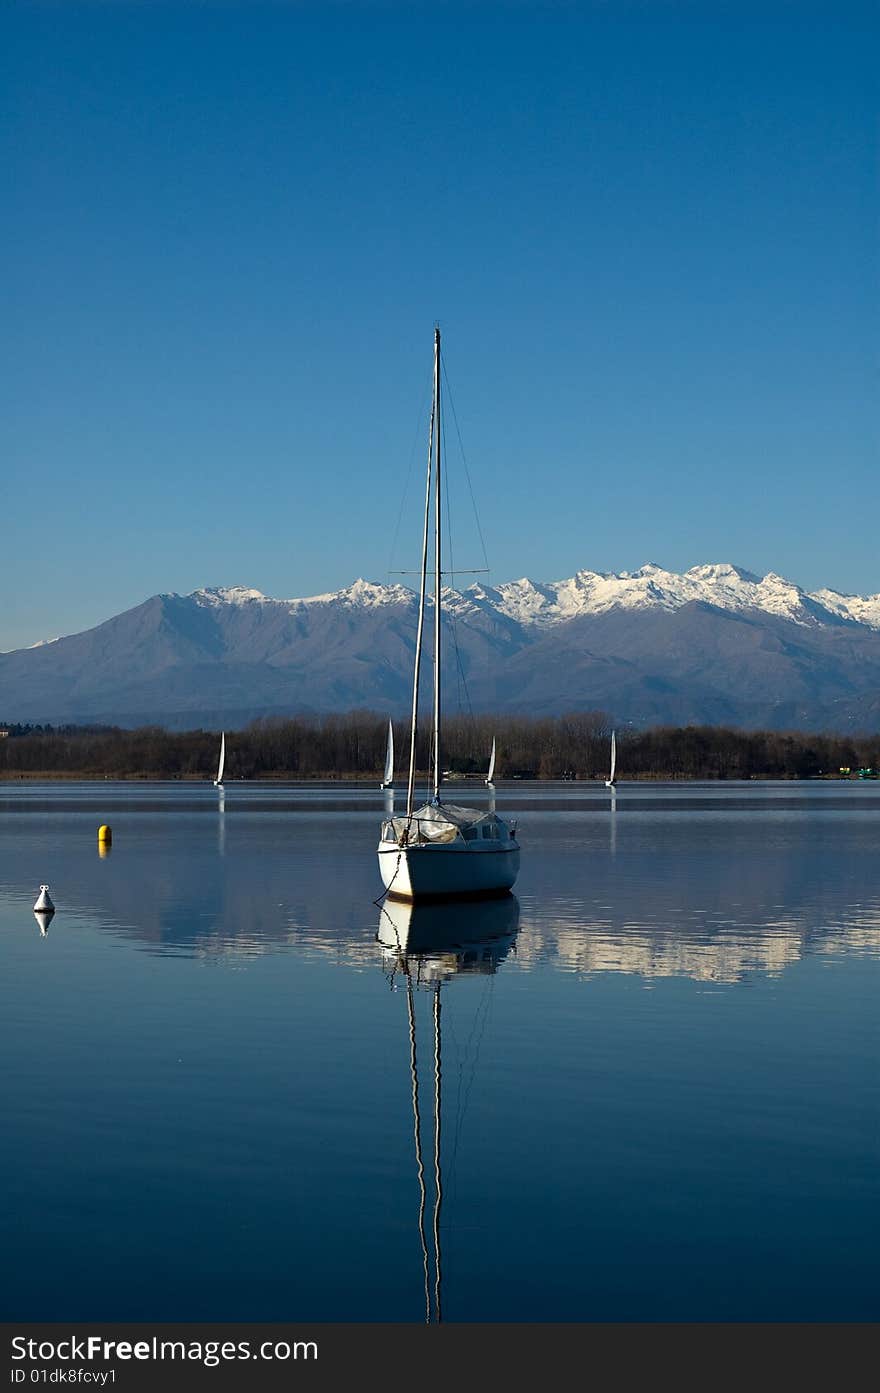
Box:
0, 781, 877, 1322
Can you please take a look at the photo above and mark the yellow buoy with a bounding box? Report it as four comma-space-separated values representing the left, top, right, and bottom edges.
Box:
98, 824, 112, 844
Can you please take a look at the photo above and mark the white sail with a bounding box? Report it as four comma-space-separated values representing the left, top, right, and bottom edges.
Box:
605, 729, 617, 788
215, 731, 226, 786
486, 737, 496, 786
382, 720, 394, 788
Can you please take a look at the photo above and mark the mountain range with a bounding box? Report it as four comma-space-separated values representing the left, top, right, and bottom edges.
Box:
5, 562, 880, 731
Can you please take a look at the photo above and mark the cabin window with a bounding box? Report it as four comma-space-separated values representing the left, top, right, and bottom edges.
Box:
463, 827, 478, 841
481, 825, 494, 839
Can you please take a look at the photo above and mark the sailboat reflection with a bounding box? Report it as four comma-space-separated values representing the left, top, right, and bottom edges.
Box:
378, 893, 519, 980
377, 893, 520, 1321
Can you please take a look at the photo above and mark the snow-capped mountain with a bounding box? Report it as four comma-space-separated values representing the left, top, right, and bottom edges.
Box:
469, 563, 880, 630
185, 563, 880, 632
4, 563, 880, 730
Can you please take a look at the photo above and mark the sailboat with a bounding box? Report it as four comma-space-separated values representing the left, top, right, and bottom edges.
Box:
380, 719, 394, 789
377, 329, 520, 900
485, 737, 496, 788
605, 729, 617, 789
214, 731, 226, 787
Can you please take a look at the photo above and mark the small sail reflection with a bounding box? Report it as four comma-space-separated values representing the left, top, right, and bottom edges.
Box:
34, 909, 54, 937
218, 786, 226, 856
383, 786, 395, 819
377, 893, 520, 1324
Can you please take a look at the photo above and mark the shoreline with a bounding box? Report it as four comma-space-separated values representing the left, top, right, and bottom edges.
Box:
0, 771, 865, 784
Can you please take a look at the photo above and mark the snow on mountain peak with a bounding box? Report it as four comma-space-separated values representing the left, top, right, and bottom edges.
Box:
336, 578, 415, 607
809, 586, 880, 629
179, 566, 880, 633
193, 586, 270, 606
685, 562, 760, 584
293, 578, 415, 610
478, 563, 880, 630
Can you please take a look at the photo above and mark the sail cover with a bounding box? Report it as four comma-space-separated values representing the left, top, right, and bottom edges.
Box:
388, 802, 499, 845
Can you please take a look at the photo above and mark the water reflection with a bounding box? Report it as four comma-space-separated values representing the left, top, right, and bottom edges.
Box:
513, 902, 880, 984
2, 795, 880, 987
5, 823, 880, 986
377, 894, 520, 1322
1, 790, 879, 1322
377, 894, 519, 982
33, 909, 54, 937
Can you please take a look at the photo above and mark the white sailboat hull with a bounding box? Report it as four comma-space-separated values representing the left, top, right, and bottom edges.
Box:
378, 840, 520, 900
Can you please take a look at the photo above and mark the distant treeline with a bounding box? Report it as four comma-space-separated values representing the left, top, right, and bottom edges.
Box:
1, 712, 878, 780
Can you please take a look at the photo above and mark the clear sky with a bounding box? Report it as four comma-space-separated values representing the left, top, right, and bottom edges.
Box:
3, 1, 877, 651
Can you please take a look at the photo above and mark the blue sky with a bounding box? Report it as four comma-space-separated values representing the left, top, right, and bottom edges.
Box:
3, 1, 877, 651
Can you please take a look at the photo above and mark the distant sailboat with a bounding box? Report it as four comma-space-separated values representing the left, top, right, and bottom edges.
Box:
214, 731, 226, 787
485, 737, 496, 788
381, 720, 394, 789
605, 729, 617, 789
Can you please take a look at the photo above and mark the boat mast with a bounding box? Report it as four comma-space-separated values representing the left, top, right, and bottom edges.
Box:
406, 349, 436, 820
432, 326, 442, 803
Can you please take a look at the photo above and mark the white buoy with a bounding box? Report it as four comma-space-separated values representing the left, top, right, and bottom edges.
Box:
34, 884, 54, 912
